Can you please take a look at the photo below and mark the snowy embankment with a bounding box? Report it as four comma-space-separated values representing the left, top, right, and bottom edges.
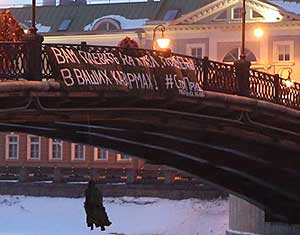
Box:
0, 195, 228, 235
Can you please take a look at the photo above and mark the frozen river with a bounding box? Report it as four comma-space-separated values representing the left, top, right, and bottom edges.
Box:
0, 195, 228, 235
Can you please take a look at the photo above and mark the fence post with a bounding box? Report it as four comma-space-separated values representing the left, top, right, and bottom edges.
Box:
53, 167, 62, 183
91, 168, 98, 181
164, 170, 175, 184
24, 34, 44, 81
80, 41, 87, 50
202, 56, 209, 89
234, 58, 251, 96
274, 74, 280, 103
19, 167, 28, 182
126, 169, 137, 184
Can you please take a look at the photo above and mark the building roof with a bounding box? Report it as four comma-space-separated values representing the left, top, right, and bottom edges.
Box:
265, 0, 300, 14
7, 0, 300, 34
7, 0, 213, 33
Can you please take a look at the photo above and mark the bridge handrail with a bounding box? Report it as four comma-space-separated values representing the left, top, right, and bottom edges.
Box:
0, 41, 30, 80
1, 41, 300, 110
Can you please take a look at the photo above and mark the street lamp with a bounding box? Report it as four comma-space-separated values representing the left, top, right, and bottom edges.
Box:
152, 24, 171, 51
284, 79, 294, 88
254, 27, 264, 38
29, 0, 37, 35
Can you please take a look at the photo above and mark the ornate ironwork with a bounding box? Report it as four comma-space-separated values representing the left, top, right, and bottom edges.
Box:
1, 42, 300, 111
249, 69, 277, 102
0, 42, 29, 80
41, 45, 54, 79
278, 77, 300, 109
206, 60, 238, 94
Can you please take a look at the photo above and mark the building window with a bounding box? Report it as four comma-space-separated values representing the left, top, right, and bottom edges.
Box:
6, 134, 18, 160
187, 43, 205, 58
191, 48, 203, 58
232, 7, 243, 19
223, 48, 257, 62
57, 19, 72, 31
94, 148, 108, 161
27, 135, 40, 160
273, 41, 294, 62
163, 9, 179, 21
278, 45, 290, 61
93, 19, 120, 31
49, 139, 63, 160
71, 143, 85, 160
116, 153, 131, 161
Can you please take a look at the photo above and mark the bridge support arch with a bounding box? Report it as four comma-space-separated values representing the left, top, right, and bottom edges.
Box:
226, 195, 300, 235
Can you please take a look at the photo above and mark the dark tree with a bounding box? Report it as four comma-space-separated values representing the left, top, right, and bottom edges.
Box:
0, 10, 24, 42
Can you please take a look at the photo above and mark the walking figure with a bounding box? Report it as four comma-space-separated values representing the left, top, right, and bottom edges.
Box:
84, 180, 112, 231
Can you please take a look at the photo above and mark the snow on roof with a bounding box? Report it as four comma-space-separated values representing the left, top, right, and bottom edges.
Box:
36, 23, 51, 33
84, 15, 148, 31
268, 0, 300, 14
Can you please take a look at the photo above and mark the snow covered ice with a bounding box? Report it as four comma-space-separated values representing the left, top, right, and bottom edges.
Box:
0, 195, 228, 235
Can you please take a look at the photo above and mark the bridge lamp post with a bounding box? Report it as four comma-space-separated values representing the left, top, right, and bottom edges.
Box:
234, 0, 251, 97
29, 0, 37, 35
24, 0, 43, 81
152, 24, 171, 51
240, 0, 246, 59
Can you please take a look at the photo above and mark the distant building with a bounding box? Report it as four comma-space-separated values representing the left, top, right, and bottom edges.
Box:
0, 132, 185, 184
1, 132, 139, 169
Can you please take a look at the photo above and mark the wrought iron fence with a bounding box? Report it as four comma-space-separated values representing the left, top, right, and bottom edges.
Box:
0, 42, 30, 80
205, 58, 238, 94
41, 45, 54, 79
0, 166, 202, 185
1, 42, 300, 111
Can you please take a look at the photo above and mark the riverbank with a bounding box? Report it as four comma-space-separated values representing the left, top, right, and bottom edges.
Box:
0, 181, 227, 199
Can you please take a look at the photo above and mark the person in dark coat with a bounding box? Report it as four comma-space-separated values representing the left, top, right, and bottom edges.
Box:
84, 180, 112, 231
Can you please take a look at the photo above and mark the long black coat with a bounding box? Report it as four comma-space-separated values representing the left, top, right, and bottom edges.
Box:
84, 182, 111, 230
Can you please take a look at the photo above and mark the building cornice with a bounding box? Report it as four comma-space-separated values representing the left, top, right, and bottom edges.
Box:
152, 20, 300, 33
41, 29, 141, 37
167, 0, 300, 26
249, 0, 300, 20
171, 0, 239, 25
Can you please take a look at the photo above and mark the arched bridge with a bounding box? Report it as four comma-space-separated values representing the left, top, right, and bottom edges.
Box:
0, 41, 300, 224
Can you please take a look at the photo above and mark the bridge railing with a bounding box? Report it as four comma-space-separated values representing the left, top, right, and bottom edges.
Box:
204, 58, 238, 94
249, 69, 277, 102
249, 69, 300, 109
0, 166, 204, 185
1, 41, 300, 110
0, 42, 29, 80
41, 45, 54, 79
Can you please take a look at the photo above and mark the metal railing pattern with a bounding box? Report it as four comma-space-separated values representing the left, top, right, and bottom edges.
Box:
0, 42, 29, 80
205, 59, 238, 94
1, 42, 300, 110
0, 166, 202, 185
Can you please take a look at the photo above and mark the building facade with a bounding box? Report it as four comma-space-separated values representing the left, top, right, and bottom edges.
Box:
1, 132, 138, 169
0, 132, 186, 184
